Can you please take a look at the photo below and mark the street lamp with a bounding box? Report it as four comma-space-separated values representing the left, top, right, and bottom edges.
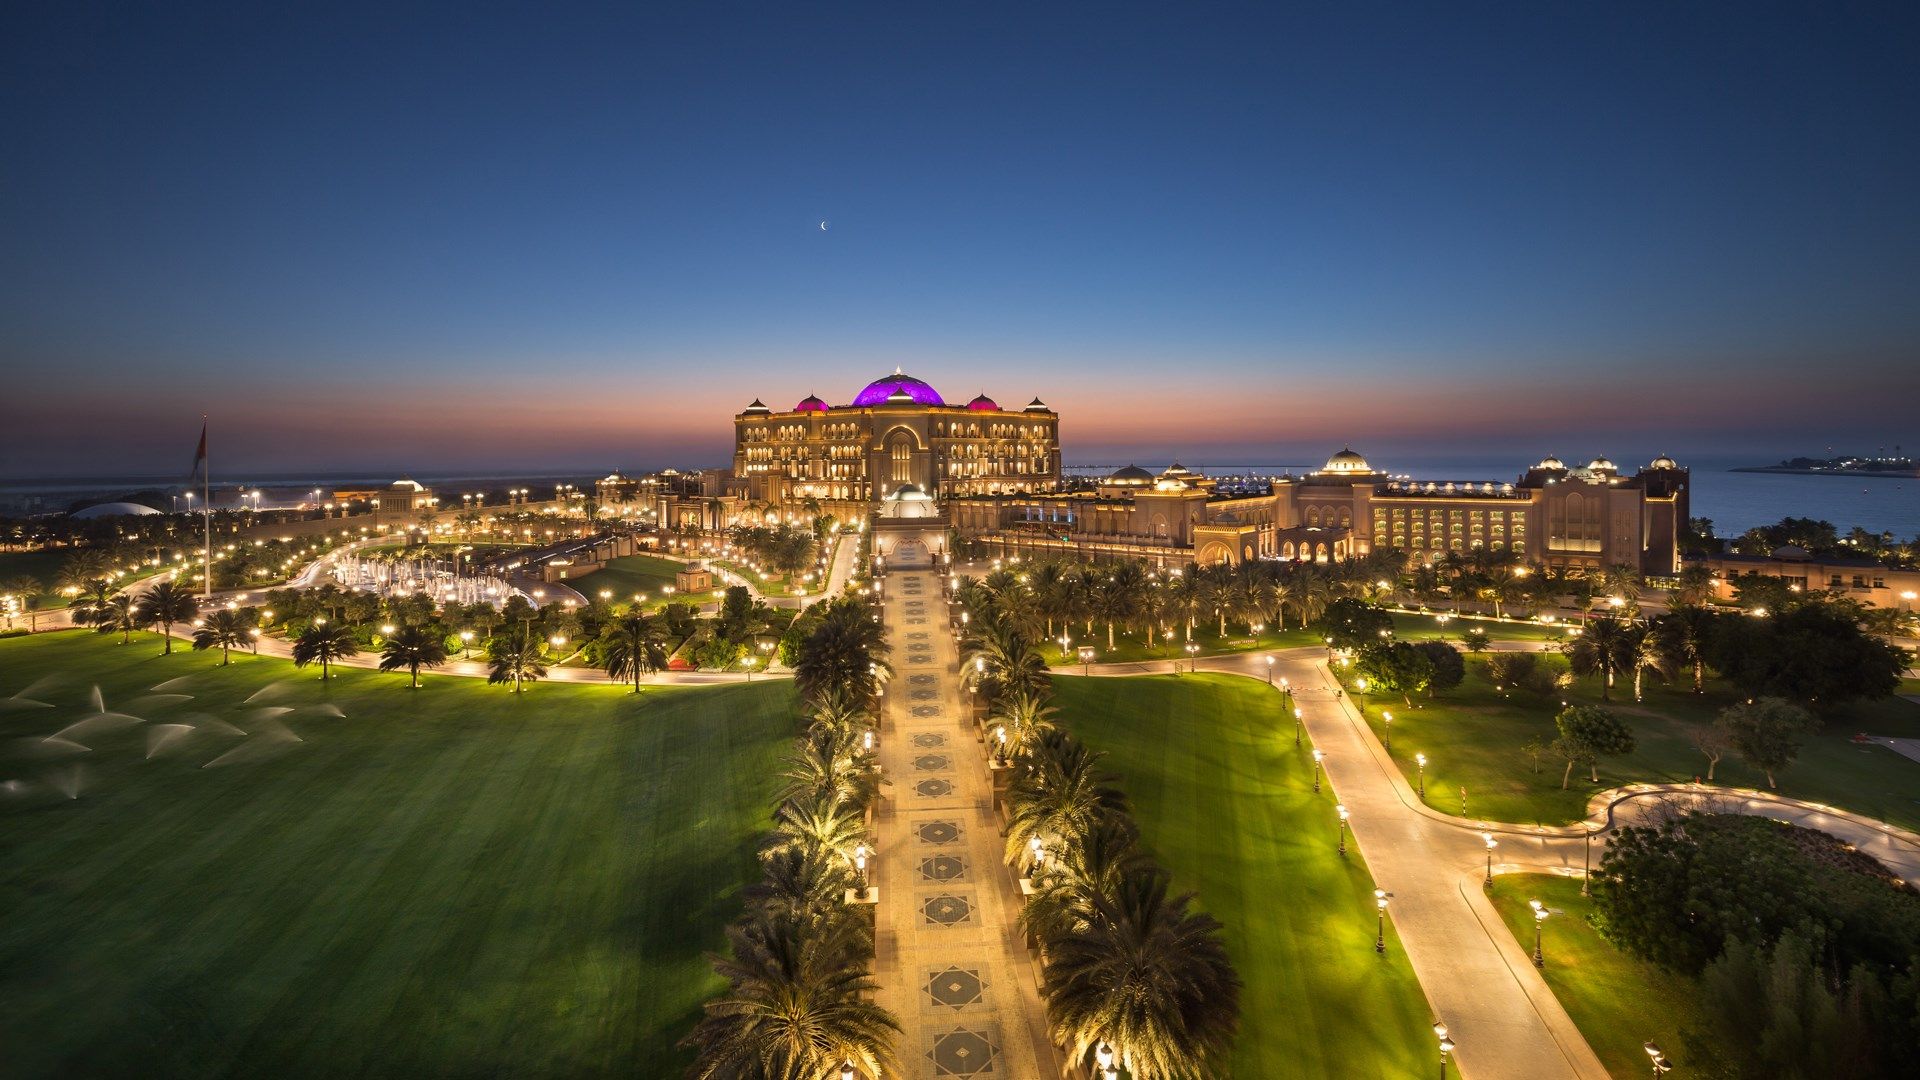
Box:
1184, 641, 1199, 673
1078, 645, 1096, 675
1415, 752, 1428, 799
1374, 888, 1391, 952
1294, 706, 1304, 747
459, 629, 474, 658
1483, 832, 1497, 887
841, 1061, 856, 1080
1027, 836, 1046, 880
1335, 803, 1349, 856
1095, 1041, 1118, 1080
1312, 749, 1325, 794
1644, 1041, 1672, 1077
854, 843, 869, 899
1435, 1023, 1455, 1079
1264, 654, 1275, 685
743, 655, 757, 682
1382, 709, 1393, 752
1529, 899, 1549, 966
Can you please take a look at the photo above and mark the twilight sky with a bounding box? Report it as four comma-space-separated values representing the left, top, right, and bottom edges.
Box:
4, 2, 1918, 478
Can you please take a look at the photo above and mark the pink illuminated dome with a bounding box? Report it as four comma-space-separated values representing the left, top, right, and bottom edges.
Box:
795, 393, 828, 412
966, 393, 998, 411
851, 367, 945, 407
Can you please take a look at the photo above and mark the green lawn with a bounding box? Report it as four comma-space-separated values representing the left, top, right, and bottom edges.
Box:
567, 553, 689, 609
0, 631, 793, 1079
1351, 657, 1920, 830
1052, 674, 1435, 1076
1064, 611, 1560, 666
0, 548, 167, 612
709, 559, 806, 598
1489, 874, 1709, 1078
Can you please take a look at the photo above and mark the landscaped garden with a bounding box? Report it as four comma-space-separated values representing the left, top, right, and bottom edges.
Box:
1050, 672, 1437, 1076
566, 552, 690, 609
0, 630, 795, 1078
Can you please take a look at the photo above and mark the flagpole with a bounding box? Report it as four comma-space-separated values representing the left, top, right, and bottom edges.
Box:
203, 414, 212, 599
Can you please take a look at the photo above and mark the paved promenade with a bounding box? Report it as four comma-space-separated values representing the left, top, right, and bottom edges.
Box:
868, 567, 1060, 1078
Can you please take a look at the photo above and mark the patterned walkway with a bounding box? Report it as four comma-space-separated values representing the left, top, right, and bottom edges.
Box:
868, 567, 1059, 1078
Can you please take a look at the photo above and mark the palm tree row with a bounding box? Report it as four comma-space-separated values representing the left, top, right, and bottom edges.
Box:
976, 623, 1241, 1078
683, 628, 898, 1078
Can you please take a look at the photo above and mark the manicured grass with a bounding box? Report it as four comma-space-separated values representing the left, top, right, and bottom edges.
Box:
1489, 874, 1710, 1078
1052, 674, 1435, 1076
1352, 657, 1920, 829
567, 553, 688, 609
709, 559, 806, 598
0, 631, 794, 1079
1065, 611, 1559, 666
0, 548, 167, 611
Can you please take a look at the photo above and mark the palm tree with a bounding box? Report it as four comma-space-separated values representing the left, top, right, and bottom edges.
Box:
681, 907, 899, 1080
1092, 564, 1147, 649
1624, 626, 1666, 703
807, 687, 871, 737
67, 578, 116, 628
292, 622, 359, 680
1163, 570, 1202, 641
1041, 864, 1241, 1079
767, 789, 869, 868
1197, 563, 1236, 637
598, 612, 668, 692
990, 686, 1058, 760
746, 847, 853, 923
779, 724, 878, 813
1655, 602, 1716, 693
1021, 814, 1145, 944
379, 625, 448, 688
793, 597, 891, 704
1673, 564, 1717, 606
966, 619, 1050, 702
92, 594, 140, 643
135, 580, 199, 654
191, 608, 256, 665
1568, 616, 1629, 700
1005, 730, 1129, 865
487, 630, 548, 693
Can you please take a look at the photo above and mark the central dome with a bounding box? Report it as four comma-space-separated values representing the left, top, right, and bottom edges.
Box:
851, 367, 944, 407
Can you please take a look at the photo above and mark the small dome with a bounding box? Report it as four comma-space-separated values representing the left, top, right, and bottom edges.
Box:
794, 394, 828, 412
851, 368, 944, 407
966, 393, 998, 411
72, 500, 162, 519
1535, 456, 1566, 471
1162, 461, 1193, 477
888, 483, 931, 500
1107, 465, 1154, 484
1587, 457, 1616, 472
1649, 454, 1678, 470
390, 478, 425, 491
1023, 397, 1050, 412
742, 398, 771, 414
1321, 448, 1372, 474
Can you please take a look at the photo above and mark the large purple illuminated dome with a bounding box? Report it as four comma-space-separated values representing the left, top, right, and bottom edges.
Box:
851, 368, 944, 407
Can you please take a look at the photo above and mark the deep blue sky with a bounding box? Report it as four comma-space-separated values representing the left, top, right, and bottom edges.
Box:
4, 1, 1917, 477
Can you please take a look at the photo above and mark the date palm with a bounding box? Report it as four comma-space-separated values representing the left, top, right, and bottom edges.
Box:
1569, 616, 1629, 700
1655, 602, 1715, 693
778, 724, 878, 813
379, 624, 448, 688
67, 578, 116, 628
747, 847, 853, 923
965, 619, 1050, 702
806, 687, 870, 738
292, 621, 359, 680
766, 789, 868, 869
191, 608, 255, 665
681, 907, 899, 1080
486, 630, 547, 694
134, 580, 198, 654
92, 594, 141, 644
1042, 863, 1241, 1079
1021, 814, 1146, 944
598, 612, 668, 692
990, 686, 1058, 760
793, 597, 890, 704
1624, 625, 1667, 703
1005, 730, 1129, 866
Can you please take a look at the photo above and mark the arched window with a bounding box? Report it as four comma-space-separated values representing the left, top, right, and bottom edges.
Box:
888, 432, 914, 485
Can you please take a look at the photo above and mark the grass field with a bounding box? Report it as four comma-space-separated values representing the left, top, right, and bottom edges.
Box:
709, 559, 805, 598
0, 548, 166, 612
1068, 611, 1560, 665
1489, 874, 1708, 1078
567, 554, 689, 609
0, 631, 794, 1079
1352, 657, 1920, 829
1051, 673, 1436, 1076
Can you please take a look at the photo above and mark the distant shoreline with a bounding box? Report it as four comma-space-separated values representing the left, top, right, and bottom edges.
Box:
1732, 466, 1920, 479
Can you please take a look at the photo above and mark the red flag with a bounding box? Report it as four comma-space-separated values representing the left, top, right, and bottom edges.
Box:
188, 423, 207, 481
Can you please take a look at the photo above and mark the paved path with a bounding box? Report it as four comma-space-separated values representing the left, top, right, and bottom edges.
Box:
868, 566, 1060, 1079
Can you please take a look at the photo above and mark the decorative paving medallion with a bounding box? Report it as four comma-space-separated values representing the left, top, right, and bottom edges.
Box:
915, 820, 962, 845
921, 893, 973, 926
924, 966, 986, 1008
929, 1026, 1000, 1076
906, 617, 927, 625
911, 705, 941, 717
908, 632, 930, 641
912, 731, 946, 747
910, 688, 937, 701
913, 754, 951, 771
918, 854, 966, 881
915, 778, 954, 797
909, 673, 936, 685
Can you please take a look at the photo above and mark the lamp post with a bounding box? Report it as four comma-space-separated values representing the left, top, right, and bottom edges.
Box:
1415, 753, 1428, 799
854, 843, 869, 899
1184, 641, 1199, 673
1483, 832, 1497, 887
993, 725, 1008, 766
1382, 709, 1393, 752
459, 629, 474, 658
1582, 826, 1594, 896
841, 1060, 856, 1080
1529, 899, 1549, 966
1435, 1023, 1455, 1079
1644, 1041, 1672, 1077
1294, 706, 1304, 747
1264, 654, 1275, 685
1078, 645, 1095, 675
1335, 803, 1349, 856
1312, 749, 1325, 794
1374, 889, 1391, 952
1095, 1042, 1118, 1080
1027, 836, 1046, 881
1354, 676, 1368, 716
743, 655, 757, 683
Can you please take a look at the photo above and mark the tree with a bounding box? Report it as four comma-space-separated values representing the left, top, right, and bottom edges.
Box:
1715, 697, 1819, 789
134, 580, 198, 654
487, 629, 548, 694
1319, 597, 1392, 651
92, 594, 141, 644
1041, 864, 1241, 1079
1411, 640, 1465, 692
190, 608, 255, 665
1551, 704, 1635, 787
378, 624, 448, 688
1705, 604, 1906, 709
990, 686, 1058, 760
1568, 617, 1630, 700
1624, 626, 1667, 702
1459, 627, 1491, 653
599, 612, 668, 692
291, 622, 359, 680
1356, 642, 1434, 704
1005, 730, 1129, 866
1654, 603, 1716, 693
680, 907, 899, 1080
1483, 651, 1538, 690
793, 596, 891, 703
1688, 725, 1732, 781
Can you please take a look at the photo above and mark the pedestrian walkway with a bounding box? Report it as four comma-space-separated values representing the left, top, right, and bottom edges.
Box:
868, 568, 1060, 1078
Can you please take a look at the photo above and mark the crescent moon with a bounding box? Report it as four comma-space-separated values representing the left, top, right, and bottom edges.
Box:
819, 220, 829, 231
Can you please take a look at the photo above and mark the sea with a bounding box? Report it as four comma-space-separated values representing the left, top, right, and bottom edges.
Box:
3, 455, 1918, 540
